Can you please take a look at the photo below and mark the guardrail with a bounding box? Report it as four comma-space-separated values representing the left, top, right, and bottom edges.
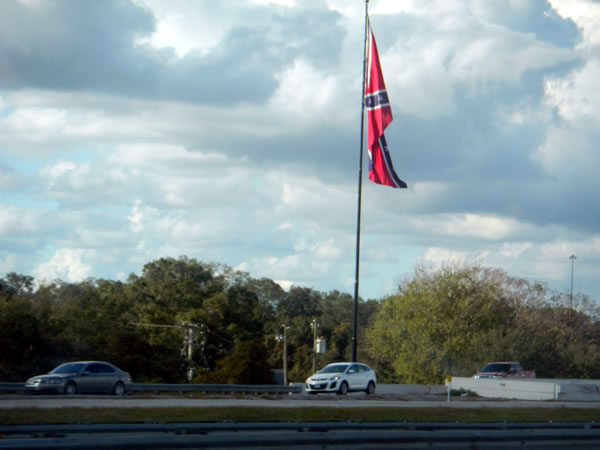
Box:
129, 383, 301, 394
0, 382, 301, 395
2, 422, 600, 448
0, 383, 23, 392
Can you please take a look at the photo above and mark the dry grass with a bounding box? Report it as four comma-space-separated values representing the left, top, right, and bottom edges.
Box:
1, 406, 600, 425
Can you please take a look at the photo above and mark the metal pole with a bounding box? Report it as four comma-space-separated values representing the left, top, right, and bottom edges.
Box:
352, 0, 370, 364
570, 254, 576, 308
312, 320, 317, 374
282, 324, 288, 385
186, 327, 194, 382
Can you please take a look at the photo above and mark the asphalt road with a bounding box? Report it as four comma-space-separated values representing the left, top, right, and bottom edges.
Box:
4, 421, 600, 449
3, 393, 600, 409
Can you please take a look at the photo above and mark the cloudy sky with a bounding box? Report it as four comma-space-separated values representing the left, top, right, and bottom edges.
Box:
1, 0, 599, 301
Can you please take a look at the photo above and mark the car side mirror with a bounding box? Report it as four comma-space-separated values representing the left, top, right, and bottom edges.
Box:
348, 369, 355, 374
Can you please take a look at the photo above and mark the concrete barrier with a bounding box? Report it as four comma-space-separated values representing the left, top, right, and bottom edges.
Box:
377, 384, 446, 396
448, 377, 600, 401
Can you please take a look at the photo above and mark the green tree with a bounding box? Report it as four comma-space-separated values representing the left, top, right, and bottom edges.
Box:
366, 263, 515, 384
128, 256, 224, 318
192, 339, 273, 384
1, 272, 34, 297
0, 295, 42, 380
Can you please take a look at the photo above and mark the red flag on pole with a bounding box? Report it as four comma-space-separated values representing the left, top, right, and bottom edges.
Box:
364, 20, 407, 189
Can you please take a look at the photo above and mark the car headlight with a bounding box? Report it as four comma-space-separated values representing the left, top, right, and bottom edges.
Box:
331, 376, 340, 381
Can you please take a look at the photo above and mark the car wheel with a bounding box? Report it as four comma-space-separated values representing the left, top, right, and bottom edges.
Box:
112, 382, 125, 397
365, 381, 375, 395
64, 381, 77, 395
337, 381, 348, 395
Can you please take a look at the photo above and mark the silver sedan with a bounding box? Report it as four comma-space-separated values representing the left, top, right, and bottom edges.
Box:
25, 361, 132, 396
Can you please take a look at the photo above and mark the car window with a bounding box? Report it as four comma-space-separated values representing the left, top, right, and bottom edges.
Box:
51, 363, 85, 374
98, 364, 115, 373
86, 364, 101, 373
88, 363, 115, 374
319, 364, 349, 374
348, 364, 359, 373
481, 363, 511, 373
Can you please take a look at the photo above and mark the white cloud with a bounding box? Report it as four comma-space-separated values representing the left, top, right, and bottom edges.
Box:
550, 0, 600, 48
134, 0, 228, 57
310, 238, 342, 260
250, 0, 295, 7
423, 247, 485, 264
500, 242, 533, 258
110, 143, 228, 171
0, 205, 41, 234
1, 0, 600, 303
378, 1, 575, 120
412, 214, 530, 241
535, 123, 600, 181
0, 253, 17, 275
268, 59, 348, 126
128, 199, 159, 233
6, 107, 67, 140
16, 0, 46, 10
449, 34, 574, 85
34, 248, 92, 283
545, 60, 600, 123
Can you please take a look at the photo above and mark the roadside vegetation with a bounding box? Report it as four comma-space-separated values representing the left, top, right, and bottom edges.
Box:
1, 257, 599, 385
2, 406, 600, 425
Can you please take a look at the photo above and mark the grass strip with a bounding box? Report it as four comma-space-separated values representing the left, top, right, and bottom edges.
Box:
2, 407, 600, 425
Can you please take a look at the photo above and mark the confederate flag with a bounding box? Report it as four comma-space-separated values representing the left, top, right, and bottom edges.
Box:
364, 20, 407, 189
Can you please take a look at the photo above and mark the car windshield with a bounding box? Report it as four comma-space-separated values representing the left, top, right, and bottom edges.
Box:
319, 364, 349, 374
480, 363, 511, 373
50, 363, 85, 374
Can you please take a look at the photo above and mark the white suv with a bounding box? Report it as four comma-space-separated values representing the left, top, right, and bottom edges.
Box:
305, 362, 376, 395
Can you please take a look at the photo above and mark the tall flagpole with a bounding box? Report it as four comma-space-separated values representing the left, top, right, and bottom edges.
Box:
352, 0, 370, 363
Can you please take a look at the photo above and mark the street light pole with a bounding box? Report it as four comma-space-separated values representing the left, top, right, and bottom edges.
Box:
311, 320, 318, 374
282, 324, 288, 386
570, 254, 576, 308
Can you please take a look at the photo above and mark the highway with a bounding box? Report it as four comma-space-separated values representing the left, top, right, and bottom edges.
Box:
3, 390, 600, 448
2, 420, 600, 448
3, 393, 600, 409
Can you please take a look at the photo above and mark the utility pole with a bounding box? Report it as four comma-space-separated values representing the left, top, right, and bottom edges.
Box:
130, 321, 206, 382
282, 324, 289, 386
570, 254, 576, 309
311, 319, 318, 374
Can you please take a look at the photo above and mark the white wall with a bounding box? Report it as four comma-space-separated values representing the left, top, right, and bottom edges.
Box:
448, 377, 600, 401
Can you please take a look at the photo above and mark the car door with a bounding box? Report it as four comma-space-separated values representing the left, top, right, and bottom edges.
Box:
75, 363, 96, 393
356, 364, 369, 389
346, 364, 361, 390
90, 363, 117, 393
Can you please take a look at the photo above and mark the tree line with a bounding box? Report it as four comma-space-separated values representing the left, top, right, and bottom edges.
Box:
1, 257, 598, 384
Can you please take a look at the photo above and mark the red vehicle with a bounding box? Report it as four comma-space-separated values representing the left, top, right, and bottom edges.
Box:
473, 362, 535, 379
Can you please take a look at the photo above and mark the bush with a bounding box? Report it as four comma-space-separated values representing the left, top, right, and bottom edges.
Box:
193, 340, 273, 384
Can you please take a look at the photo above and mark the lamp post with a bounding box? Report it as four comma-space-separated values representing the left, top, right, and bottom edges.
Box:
311, 320, 318, 374
570, 254, 576, 309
